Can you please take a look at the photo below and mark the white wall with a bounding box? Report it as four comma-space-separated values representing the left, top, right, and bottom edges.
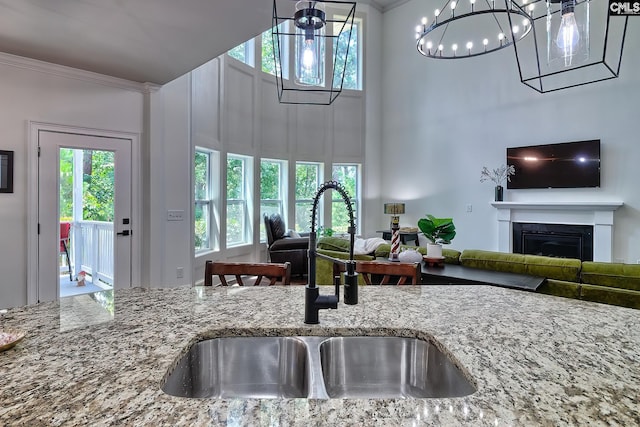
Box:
150, 7, 381, 285
381, 1, 640, 263
361, 5, 385, 238
0, 55, 143, 309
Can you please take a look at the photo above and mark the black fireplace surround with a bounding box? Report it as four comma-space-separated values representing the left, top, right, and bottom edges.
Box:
513, 223, 594, 261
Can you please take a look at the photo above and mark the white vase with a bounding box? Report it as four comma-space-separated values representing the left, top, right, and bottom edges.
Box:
426, 243, 443, 259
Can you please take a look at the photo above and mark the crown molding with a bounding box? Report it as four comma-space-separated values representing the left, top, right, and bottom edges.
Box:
0, 51, 158, 93
359, 0, 410, 13
380, 0, 411, 12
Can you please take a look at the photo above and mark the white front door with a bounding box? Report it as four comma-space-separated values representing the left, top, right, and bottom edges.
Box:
37, 130, 132, 302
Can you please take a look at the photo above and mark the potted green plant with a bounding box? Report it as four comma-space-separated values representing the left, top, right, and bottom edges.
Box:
417, 215, 456, 259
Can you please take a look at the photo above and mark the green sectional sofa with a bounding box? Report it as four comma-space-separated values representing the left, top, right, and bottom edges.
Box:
458, 250, 640, 309
314, 237, 640, 310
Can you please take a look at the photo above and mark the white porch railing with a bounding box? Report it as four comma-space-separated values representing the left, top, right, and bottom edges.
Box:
70, 221, 114, 285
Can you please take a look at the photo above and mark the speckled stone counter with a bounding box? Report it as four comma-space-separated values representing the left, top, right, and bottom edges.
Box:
1, 285, 639, 426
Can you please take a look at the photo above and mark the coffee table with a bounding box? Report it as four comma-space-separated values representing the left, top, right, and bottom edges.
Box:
421, 263, 545, 291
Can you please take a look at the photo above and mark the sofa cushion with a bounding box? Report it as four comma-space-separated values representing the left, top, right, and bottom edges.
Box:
580, 284, 640, 309
538, 279, 581, 299
459, 250, 527, 274
270, 237, 309, 251
581, 262, 640, 292
317, 236, 351, 252
524, 255, 581, 282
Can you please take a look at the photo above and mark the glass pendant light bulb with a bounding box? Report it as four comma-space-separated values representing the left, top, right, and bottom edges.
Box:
555, 0, 580, 66
294, 1, 325, 86
302, 42, 315, 69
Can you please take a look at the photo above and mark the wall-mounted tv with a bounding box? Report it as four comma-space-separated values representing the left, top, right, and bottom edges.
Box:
506, 140, 601, 189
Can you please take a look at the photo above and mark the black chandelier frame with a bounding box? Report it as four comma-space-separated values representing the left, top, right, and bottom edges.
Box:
272, 0, 357, 105
509, 0, 629, 93
416, 0, 533, 59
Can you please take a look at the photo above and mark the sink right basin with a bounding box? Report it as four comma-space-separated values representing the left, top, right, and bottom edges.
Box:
319, 336, 476, 399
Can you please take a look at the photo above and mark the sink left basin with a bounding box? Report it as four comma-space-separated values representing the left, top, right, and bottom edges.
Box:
162, 337, 309, 398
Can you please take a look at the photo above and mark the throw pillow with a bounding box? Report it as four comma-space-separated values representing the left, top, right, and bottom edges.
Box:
287, 229, 301, 238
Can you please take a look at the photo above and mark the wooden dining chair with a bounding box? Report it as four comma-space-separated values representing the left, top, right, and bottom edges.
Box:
333, 260, 421, 285
60, 222, 72, 281
204, 261, 292, 286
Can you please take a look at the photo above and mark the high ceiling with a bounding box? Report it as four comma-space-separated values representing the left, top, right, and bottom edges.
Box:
0, 0, 406, 85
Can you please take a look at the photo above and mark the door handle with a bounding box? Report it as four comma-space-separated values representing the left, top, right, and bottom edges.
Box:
117, 230, 131, 236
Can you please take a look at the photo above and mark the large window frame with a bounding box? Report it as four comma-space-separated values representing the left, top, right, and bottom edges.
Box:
295, 161, 323, 233
194, 148, 220, 254
226, 153, 254, 247
332, 16, 362, 91
260, 158, 288, 242
331, 163, 361, 234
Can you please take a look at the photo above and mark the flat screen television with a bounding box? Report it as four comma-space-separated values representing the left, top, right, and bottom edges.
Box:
506, 140, 601, 189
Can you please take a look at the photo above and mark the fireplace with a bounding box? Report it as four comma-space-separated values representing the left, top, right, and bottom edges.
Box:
492, 201, 623, 262
513, 223, 593, 261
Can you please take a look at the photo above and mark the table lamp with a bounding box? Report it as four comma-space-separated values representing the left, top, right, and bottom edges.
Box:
384, 203, 405, 261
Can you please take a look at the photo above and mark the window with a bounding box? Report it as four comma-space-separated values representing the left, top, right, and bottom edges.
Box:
332, 164, 360, 233
227, 40, 255, 67
194, 148, 219, 253
227, 154, 253, 246
262, 23, 289, 78
260, 159, 287, 241
295, 162, 323, 232
333, 19, 361, 90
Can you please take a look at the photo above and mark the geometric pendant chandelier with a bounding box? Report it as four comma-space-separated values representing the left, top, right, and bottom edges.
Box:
272, 0, 356, 105
511, 0, 629, 93
414, 0, 629, 93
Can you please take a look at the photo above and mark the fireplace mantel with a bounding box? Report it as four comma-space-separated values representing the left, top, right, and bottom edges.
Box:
491, 201, 624, 262
491, 201, 624, 211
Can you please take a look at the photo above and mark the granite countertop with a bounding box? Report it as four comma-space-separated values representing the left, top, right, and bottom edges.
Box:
1, 285, 639, 426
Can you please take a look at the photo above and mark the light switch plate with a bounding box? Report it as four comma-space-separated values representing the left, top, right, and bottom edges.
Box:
167, 210, 184, 221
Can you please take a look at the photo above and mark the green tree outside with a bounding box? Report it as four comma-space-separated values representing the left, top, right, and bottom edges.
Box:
227, 157, 245, 244
333, 22, 359, 90
59, 148, 74, 220
260, 160, 283, 240
194, 151, 209, 250
295, 163, 321, 232
228, 43, 246, 63
59, 148, 114, 222
332, 165, 358, 233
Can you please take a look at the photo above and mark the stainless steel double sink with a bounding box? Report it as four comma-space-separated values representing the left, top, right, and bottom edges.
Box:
161, 336, 476, 399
